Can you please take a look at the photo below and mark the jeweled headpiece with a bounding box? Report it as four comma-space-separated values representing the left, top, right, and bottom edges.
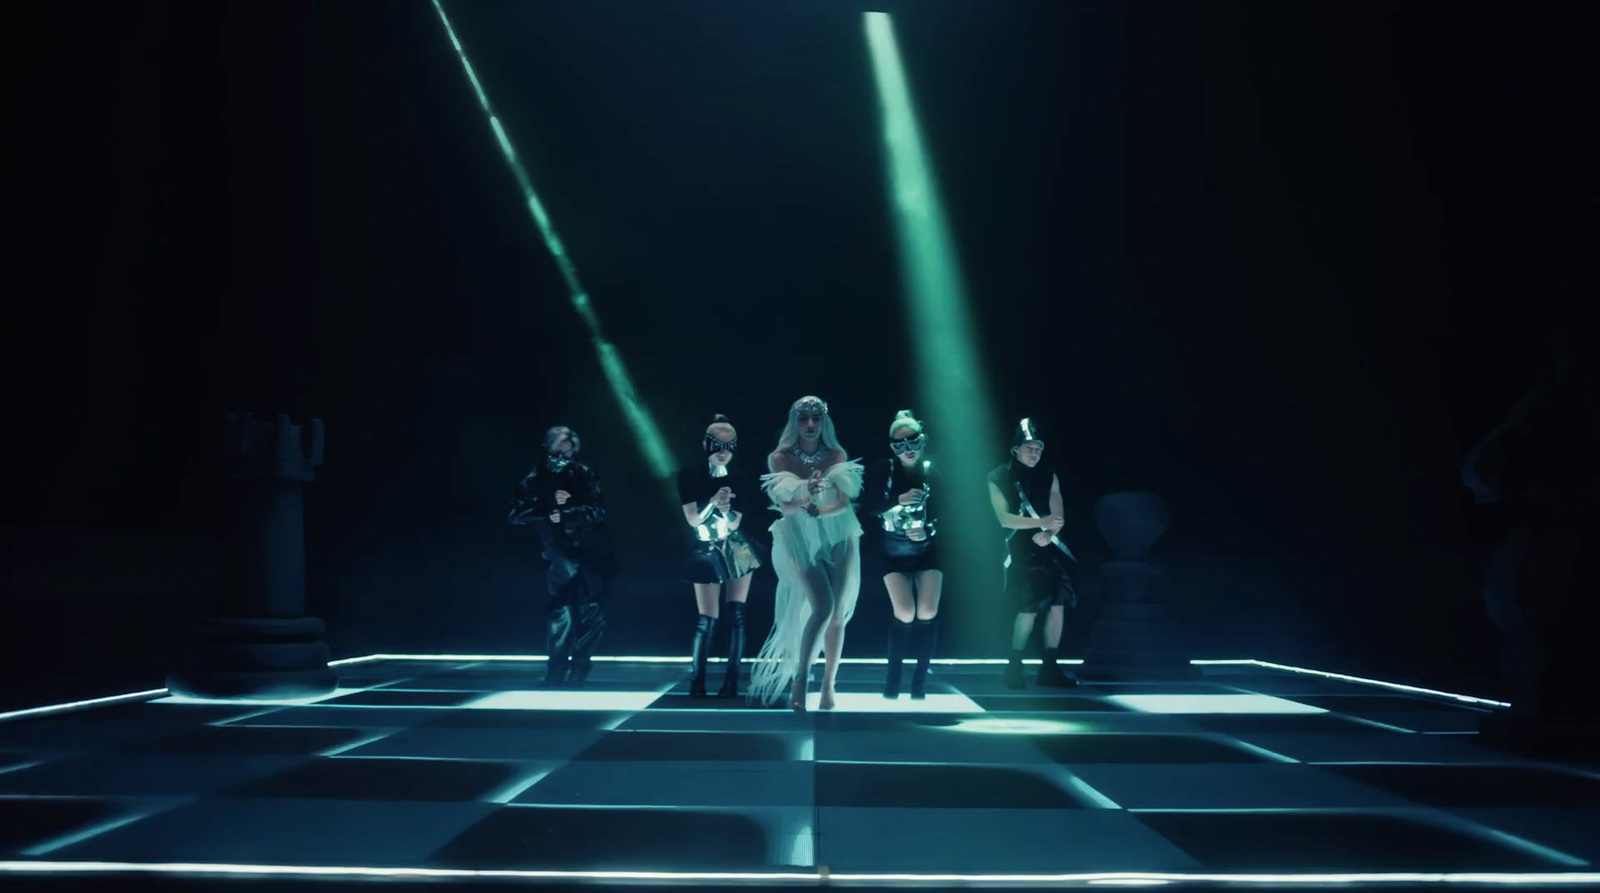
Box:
790, 396, 829, 416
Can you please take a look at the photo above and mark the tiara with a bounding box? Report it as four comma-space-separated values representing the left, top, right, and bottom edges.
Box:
791, 396, 829, 415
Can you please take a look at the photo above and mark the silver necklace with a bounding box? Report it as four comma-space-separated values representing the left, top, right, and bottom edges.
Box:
790, 446, 826, 468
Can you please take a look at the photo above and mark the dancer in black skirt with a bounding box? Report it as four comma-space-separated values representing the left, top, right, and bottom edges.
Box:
862, 410, 943, 699
988, 417, 1078, 690
679, 415, 763, 697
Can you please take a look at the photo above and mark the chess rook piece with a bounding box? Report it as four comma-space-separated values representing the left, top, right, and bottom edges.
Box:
167, 413, 338, 700
1078, 492, 1196, 681
1464, 356, 1600, 755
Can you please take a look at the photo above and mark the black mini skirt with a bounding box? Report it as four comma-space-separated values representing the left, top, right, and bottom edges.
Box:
882, 535, 942, 575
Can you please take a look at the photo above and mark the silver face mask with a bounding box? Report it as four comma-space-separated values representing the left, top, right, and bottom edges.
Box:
890, 434, 925, 456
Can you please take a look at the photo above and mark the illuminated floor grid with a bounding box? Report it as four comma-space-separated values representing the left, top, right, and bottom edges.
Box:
2, 660, 1599, 875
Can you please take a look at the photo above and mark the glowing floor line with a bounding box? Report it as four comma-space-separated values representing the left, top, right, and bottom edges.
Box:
362, 653, 1084, 665
0, 655, 1510, 723
2, 862, 1599, 886
1227, 659, 1511, 709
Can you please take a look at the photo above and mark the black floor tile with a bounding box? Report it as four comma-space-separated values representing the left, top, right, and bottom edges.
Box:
970, 695, 1131, 713
416, 710, 624, 730
0, 751, 34, 771
648, 694, 771, 710
332, 674, 415, 685
1080, 683, 1238, 694
31, 703, 257, 726
1292, 695, 1488, 715
407, 666, 545, 678
1030, 734, 1269, 764
816, 762, 1084, 809
223, 756, 520, 801
433, 805, 770, 869
1135, 811, 1560, 870
574, 731, 790, 762
1181, 714, 1395, 735
1321, 764, 1600, 808
399, 675, 547, 692
1213, 674, 1372, 695
819, 681, 899, 693
132, 725, 373, 755
321, 689, 481, 707
0, 797, 122, 853
223, 707, 446, 731
811, 713, 964, 732
406, 675, 662, 692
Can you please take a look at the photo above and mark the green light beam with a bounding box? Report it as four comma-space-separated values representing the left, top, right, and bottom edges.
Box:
865, 13, 1001, 581
431, 0, 674, 480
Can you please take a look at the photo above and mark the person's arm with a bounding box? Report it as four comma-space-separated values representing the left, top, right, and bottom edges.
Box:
508, 473, 545, 525
767, 452, 812, 513
684, 488, 738, 530
560, 466, 607, 528
724, 474, 745, 531
812, 451, 856, 514
989, 481, 1051, 530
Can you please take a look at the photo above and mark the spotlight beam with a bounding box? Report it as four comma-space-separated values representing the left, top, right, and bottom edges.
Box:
430, 0, 674, 480
864, 14, 1000, 590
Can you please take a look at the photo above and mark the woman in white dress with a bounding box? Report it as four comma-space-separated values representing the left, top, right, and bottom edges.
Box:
749, 395, 865, 711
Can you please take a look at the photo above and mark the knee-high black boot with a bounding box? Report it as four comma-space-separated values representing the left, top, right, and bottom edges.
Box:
718, 602, 746, 698
910, 618, 939, 700
689, 613, 717, 698
885, 619, 913, 699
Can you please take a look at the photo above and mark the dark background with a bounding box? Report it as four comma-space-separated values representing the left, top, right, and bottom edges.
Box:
2, 0, 1591, 710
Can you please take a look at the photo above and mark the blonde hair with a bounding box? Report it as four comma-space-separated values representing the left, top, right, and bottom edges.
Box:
706, 413, 736, 440
775, 397, 845, 454
888, 409, 923, 438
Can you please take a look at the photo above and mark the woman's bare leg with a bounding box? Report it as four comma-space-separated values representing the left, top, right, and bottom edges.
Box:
819, 539, 860, 710
914, 570, 943, 620
790, 562, 835, 712
724, 574, 753, 604
693, 583, 723, 618
884, 574, 916, 622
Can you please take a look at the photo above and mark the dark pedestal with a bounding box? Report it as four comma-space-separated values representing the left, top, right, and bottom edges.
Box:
168, 413, 337, 700
1476, 521, 1600, 760
1078, 492, 1197, 681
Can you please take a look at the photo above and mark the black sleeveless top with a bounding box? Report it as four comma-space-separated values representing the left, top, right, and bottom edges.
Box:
677, 461, 759, 540
989, 459, 1055, 555
863, 458, 941, 529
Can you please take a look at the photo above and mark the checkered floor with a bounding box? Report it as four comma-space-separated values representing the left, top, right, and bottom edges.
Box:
2, 658, 1599, 879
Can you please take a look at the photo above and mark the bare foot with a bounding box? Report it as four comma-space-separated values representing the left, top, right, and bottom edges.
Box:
790, 679, 808, 713
819, 685, 836, 711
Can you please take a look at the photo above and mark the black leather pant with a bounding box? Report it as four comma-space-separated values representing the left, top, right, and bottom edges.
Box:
546, 552, 609, 676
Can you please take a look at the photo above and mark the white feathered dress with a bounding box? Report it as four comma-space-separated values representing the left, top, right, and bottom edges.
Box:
748, 459, 865, 704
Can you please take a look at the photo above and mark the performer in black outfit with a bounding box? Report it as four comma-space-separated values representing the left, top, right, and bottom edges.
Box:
678, 415, 762, 698
987, 418, 1078, 689
508, 425, 617, 687
862, 410, 943, 699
